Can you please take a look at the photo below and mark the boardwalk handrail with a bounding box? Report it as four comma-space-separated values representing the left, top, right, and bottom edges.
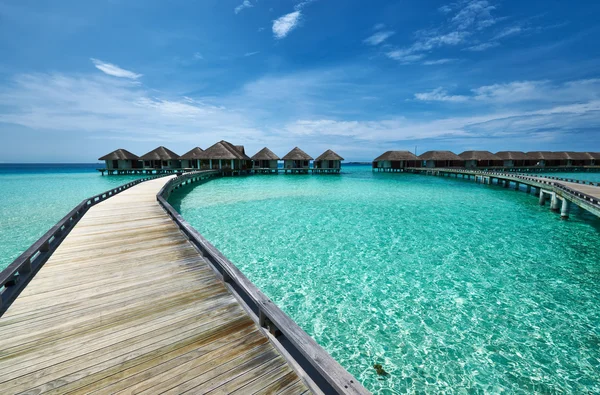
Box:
157, 171, 369, 395
0, 174, 167, 316
407, 167, 600, 208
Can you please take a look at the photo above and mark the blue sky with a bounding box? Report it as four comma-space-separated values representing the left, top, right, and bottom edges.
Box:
0, 0, 599, 162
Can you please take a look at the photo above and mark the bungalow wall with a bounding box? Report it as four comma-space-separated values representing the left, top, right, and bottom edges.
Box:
314, 160, 341, 169
424, 160, 464, 168
253, 160, 278, 169
180, 159, 199, 169
284, 160, 310, 169
375, 160, 419, 169
105, 160, 140, 170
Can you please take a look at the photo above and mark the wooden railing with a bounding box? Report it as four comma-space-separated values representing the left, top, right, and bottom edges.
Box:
0, 175, 167, 316
157, 171, 369, 395
409, 168, 600, 208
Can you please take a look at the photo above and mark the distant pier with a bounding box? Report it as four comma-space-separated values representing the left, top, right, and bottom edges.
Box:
407, 167, 600, 219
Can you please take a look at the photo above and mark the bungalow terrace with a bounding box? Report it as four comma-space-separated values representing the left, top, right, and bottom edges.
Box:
526, 152, 569, 167
458, 151, 503, 168
419, 151, 464, 168
98, 149, 141, 172
372, 151, 419, 172
313, 149, 344, 173
251, 147, 280, 174
179, 147, 204, 169
140, 146, 181, 171
282, 147, 313, 174
495, 151, 535, 168
201, 140, 251, 174
563, 152, 594, 167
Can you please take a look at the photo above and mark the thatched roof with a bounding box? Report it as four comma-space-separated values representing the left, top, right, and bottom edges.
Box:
235, 145, 246, 155
180, 147, 204, 160
586, 152, 600, 159
98, 149, 139, 161
282, 147, 313, 160
526, 151, 569, 160
373, 151, 418, 161
315, 149, 344, 161
418, 150, 462, 161
458, 151, 501, 161
140, 146, 179, 161
563, 152, 594, 160
201, 140, 250, 160
251, 147, 280, 160
495, 151, 531, 160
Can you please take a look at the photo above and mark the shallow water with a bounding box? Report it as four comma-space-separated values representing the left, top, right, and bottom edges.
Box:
170, 165, 600, 394
0, 164, 145, 269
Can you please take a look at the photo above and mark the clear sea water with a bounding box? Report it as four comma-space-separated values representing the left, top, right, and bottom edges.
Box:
169, 165, 600, 394
0, 164, 146, 270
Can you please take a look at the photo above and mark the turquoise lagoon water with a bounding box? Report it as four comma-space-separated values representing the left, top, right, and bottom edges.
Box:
0, 164, 146, 270
170, 165, 600, 394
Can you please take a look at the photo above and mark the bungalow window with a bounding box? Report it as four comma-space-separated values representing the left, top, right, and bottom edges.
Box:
304, 160, 308, 167
162, 161, 168, 166
144, 161, 151, 167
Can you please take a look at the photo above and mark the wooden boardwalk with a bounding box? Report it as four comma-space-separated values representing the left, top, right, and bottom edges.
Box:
0, 177, 310, 394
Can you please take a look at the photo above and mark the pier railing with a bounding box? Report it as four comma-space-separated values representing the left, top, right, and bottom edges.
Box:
0, 175, 167, 316
158, 170, 368, 395
409, 167, 600, 208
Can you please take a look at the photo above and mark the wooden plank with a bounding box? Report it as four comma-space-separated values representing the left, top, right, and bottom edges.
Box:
0, 176, 310, 395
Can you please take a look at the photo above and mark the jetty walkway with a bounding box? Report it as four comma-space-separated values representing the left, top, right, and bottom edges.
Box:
407, 168, 600, 219
0, 171, 367, 395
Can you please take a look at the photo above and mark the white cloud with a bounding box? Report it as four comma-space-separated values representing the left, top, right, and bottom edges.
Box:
416, 79, 600, 104
423, 58, 457, 65
90, 58, 142, 79
493, 25, 524, 40
363, 31, 395, 46
450, 0, 497, 30
386, 31, 468, 63
193, 52, 204, 60
272, 11, 301, 39
244, 51, 260, 57
385, 51, 425, 63
414, 87, 469, 102
463, 41, 499, 51
234, 0, 253, 14
373, 23, 386, 30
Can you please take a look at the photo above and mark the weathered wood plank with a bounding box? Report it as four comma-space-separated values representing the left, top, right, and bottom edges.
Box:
0, 176, 310, 395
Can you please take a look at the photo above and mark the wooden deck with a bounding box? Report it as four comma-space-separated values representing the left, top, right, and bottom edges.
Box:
0, 177, 310, 394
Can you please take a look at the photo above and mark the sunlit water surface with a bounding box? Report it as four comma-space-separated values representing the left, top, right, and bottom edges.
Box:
170, 165, 600, 394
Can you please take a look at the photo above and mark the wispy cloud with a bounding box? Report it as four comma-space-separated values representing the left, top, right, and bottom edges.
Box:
373, 23, 386, 30
493, 25, 523, 40
272, 11, 301, 39
415, 79, 600, 103
272, 0, 318, 39
193, 52, 204, 60
244, 51, 260, 57
363, 31, 395, 46
414, 87, 469, 102
450, 0, 498, 30
423, 58, 457, 65
234, 0, 253, 14
463, 41, 499, 51
91, 58, 142, 79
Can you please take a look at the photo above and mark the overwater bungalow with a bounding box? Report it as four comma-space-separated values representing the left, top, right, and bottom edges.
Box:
251, 147, 280, 174
563, 152, 594, 167
282, 147, 313, 174
313, 149, 344, 173
140, 146, 181, 171
588, 152, 600, 166
179, 147, 204, 169
372, 151, 420, 172
495, 151, 535, 168
98, 149, 141, 172
526, 151, 569, 167
201, 140, 251, 174
419, 151, 464, 168
458, 151, 503, 168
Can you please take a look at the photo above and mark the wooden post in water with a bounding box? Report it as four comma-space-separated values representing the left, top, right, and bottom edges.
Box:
560, 199, 570, 220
